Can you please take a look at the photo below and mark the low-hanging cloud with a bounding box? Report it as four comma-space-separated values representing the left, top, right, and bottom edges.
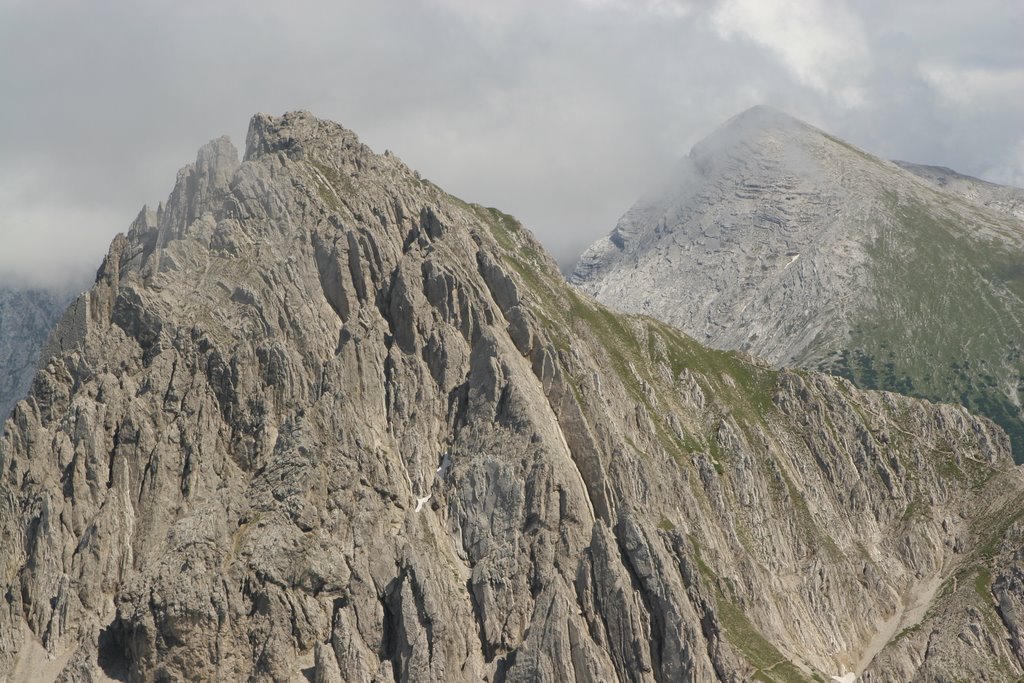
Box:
1, 0, 1021, 289
712, 0, 869, 105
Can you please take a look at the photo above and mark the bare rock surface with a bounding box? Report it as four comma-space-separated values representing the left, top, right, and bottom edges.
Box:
1, 111, 1023, 682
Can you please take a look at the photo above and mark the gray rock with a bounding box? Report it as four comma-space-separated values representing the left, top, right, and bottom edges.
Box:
1, 110, 1022, 682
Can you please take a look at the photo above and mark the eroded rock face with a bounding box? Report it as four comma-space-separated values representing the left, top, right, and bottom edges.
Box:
1, 111, 1023, 682
572, 105, 1024, 461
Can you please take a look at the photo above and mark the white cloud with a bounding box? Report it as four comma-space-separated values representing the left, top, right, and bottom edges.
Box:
0, 166, 117, 289
984, 138, 1024, 188
711, 0, 868, 103
575, 0, 693, 19
0, 0, 1021, 284
921, 64, 1024, 108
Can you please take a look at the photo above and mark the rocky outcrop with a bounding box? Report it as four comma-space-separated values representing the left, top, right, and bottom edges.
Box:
572, 105, 1024, 461
1, 111, 1022, 682
0, 287, 77, 421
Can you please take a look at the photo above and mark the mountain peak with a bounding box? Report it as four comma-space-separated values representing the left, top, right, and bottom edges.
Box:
685, 105, 824, 174
4, 110, 1024, 683
244, 110, 367, 163
727, 103, 803, 127
574, 105, 1024, 461
705, 104, 810, 141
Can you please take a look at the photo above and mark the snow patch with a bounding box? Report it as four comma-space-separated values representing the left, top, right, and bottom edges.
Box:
436, 451, 452, 478
414, 451, 453, 512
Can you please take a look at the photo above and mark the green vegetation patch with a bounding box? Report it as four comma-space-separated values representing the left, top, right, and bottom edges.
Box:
308, 160, 357, 210
823, 191, 1024, 461
645, 318, 779, 427
717, 599, 815, 683
688, 537, 818, 683
974, 567, 993, 604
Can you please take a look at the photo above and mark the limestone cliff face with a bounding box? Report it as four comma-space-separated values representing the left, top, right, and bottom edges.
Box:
1, 112, 1023, 683
0, 287, 75, 421
572, 105, 1024, 461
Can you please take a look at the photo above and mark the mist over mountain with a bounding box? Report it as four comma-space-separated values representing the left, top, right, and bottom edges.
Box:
0, 286, 80, 421
1, 111, 1023, 682
573, 105, 1024, 461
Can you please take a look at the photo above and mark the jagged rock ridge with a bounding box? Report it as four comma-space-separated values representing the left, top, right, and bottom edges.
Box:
573, 105, 1024, 461
1, 111, 1023, 682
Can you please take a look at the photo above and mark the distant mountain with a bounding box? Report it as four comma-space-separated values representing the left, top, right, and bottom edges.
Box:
894, 160, 1024, 221
573, 105, 1024, 460
3, 111, 1024, 681
0, 286, 76, 420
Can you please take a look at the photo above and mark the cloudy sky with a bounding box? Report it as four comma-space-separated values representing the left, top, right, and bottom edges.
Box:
2, 0, 1022, 288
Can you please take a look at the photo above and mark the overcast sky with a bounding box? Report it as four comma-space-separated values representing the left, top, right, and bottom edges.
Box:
2, 0, 1022, 288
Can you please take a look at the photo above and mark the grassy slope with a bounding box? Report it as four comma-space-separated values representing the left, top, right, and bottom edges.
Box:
823, 189, 1024, 460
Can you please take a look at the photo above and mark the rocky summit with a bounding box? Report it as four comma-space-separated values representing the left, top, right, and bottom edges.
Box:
573, 105, 1024, 461
2, 111, 1024, 682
